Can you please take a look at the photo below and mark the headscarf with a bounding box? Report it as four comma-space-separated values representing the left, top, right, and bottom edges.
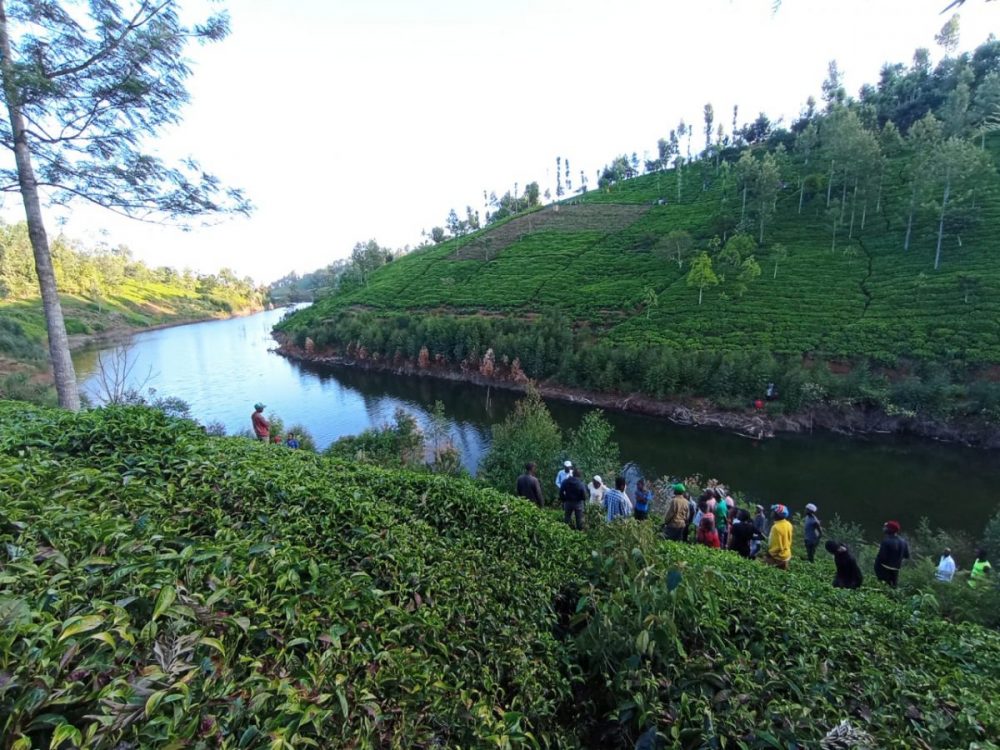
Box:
884, 520, 901, 534
771, 503, 789, 519
805, 503, 818, 513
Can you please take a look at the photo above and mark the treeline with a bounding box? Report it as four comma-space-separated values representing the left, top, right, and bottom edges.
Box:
0, 221, 264, 312
281, 308, 1000, 422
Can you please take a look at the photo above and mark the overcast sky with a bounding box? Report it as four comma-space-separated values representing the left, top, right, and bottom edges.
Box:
4, 0, 997, 283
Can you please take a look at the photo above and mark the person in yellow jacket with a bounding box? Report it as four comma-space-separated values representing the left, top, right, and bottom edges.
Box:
761, 504, 793, 570
970, 549, 993, 589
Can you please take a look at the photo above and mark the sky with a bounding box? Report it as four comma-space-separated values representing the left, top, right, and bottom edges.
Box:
3, 0, 998, 284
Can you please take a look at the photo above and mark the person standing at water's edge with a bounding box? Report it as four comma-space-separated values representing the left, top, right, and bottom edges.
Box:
874, 521, 909, 588
559, 468, 588, 531
663, 485, 689, 542
251, 403, 269, 442
516, 462, 545, 508
602, 476, 632, 522
633, 478, 653, 521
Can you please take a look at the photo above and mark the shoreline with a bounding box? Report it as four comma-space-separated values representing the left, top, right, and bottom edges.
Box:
272, 336, 1000, 450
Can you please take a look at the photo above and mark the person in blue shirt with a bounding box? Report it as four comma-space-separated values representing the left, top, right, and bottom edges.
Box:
803, 503, 823, 562
602, 476, 633, 522
633, 478, 653, 521
285, 433, 300, 449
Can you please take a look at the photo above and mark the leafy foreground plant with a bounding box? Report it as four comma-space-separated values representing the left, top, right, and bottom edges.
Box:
2, 403, 1000, 749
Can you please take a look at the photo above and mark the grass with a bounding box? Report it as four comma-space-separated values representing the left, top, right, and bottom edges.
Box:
3, 402, 1000, 748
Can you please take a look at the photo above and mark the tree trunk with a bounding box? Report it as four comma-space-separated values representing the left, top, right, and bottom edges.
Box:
934, 171, 951, 271
860, 199, 868, 231
875, 171, 883, 214
798, 178, 805, 214
904, 183, 916, 252
698, 286, 703, 305
826, 160, 835, 207
773, 260, 779, 280
0, 1, 80, 410
741, 184, 747, 224
848, 181, 858, 240
839, 176, 848, 222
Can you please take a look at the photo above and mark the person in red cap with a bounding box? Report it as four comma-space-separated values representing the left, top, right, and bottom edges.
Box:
874, 520, 910, 587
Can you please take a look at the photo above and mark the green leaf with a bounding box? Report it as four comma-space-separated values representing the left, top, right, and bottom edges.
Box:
58, 615, 104, 642
49, 723, 82, 750
199, 636, 226, 656
145, 689, 169, 718
152, 584, 176, 621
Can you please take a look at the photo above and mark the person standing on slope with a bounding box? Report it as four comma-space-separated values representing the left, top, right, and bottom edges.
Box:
825, 540, 863, 589
633, 478, 654, 521
516, 462, 545, 507
762, 504, 793, 570
589, 476, 606, 506
555, 460, 573, 491
602, 476, 633, 522
559, 468, 588, 530
251, 402, 270, 442
728, 508, 756, 559
803, 503, 823, 562
874, 520, 909, 588
696, 515, 721, 548
662, 485, 689, 542
970, 549, 993, 589
936, 548, 957, 583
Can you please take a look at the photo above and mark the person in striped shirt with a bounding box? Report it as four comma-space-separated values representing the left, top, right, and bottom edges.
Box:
602, 476, 633, 522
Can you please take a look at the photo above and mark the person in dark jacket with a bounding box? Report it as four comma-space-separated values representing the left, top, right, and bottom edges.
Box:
874, 520, 909, 588
825, 540, 863, 589
728, 508, 756, 558
559, 468, 588, 530
515, 462, 545, 507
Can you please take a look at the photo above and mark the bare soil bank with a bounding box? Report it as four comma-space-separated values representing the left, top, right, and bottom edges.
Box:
273, 336, 1000, 450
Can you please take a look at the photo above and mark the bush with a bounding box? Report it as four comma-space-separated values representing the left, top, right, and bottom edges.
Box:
326, 408, 425, 468
565, 409, 621, 484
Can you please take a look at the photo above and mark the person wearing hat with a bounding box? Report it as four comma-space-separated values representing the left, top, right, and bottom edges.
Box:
555, 460, 573, 490
589, 475, 606, 506
251, 403, 270, 442
761, 504, 793, 570
803, 503, 823, 563
936, 548, 957, 583
663, 483, 690, 542
825, 540, 863, 589
874, 520, 910, 588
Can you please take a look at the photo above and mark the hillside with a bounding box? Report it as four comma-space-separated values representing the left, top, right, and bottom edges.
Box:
278, 41, 1000, 428
3, 402, 1000, 748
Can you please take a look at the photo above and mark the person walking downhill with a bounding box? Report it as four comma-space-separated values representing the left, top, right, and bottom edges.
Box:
602, 476, 633, 522
970, 549, 993, 589
874, 521, 909, 588
633, 478, 653, 521
825, 540, 863, 589
516, 462, 545, 508
559, 468, 588, 531
761, 504, 793, 570
663, 484, 689, 542
251, 402, 270, 442
936, 548, 957, 583
803, 503, 823, 562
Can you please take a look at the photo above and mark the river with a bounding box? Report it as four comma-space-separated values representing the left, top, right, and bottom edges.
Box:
74, 307, 1000, 537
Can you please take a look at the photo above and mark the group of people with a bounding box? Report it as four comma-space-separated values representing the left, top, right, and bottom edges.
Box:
515, 459, 994, 592
251, 402, 299, 448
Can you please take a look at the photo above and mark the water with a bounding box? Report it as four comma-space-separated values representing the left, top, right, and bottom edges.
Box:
74, 307, 1000, 537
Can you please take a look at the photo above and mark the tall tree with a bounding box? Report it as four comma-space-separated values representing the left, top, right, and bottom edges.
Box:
703, 103, 715, 157
661, 229, 694, 269
903, 113, 943, 252
0, 0, 249, 410
934, 13, 961, 54
686, 251, 718, 305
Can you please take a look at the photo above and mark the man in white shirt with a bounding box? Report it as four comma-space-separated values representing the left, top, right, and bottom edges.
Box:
555, 460, 573, 490
936, 548, 956, 582
588, 476, 606, 505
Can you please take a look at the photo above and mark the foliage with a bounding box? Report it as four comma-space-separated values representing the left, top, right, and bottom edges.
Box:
3, 405, 1000, 747
326, 408, 425, 468
479, 387, 563, 500
565, 410, 621, 485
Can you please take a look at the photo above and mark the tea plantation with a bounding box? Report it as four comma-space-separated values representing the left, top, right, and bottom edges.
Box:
3, 402, 1000, 749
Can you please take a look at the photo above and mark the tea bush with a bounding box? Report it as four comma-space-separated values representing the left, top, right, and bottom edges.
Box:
3, 403, 1000, 748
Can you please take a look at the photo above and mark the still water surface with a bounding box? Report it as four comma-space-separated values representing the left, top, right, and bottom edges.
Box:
74, 307, 1000, 536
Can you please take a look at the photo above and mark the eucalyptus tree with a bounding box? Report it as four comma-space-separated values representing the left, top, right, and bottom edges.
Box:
970, 72, 1000, 148
903, 113, 943, 253
0, 0, 249, 410
926, 136, 994, 270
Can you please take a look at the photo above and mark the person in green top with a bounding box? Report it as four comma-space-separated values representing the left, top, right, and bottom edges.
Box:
969, 549, 993, 589
715, 489, 730, 546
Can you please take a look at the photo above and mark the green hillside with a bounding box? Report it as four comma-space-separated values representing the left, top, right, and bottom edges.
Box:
3, 402, 1000, 748
279, 41, 1000, 423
